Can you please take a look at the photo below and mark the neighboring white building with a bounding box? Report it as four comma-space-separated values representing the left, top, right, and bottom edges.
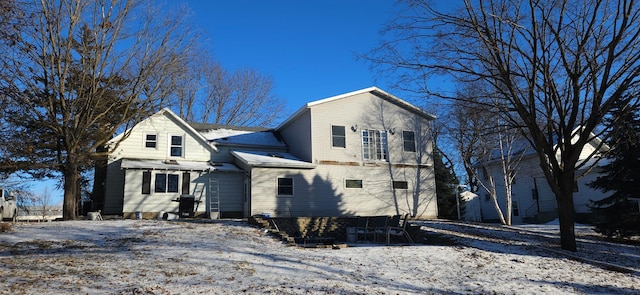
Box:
101, 87, 438, 219
460, 191, 481, 222
477, 132, 608, 224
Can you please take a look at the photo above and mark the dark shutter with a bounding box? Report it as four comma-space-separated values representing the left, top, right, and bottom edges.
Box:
182, 172, 190, 195
142, 171, 151, 194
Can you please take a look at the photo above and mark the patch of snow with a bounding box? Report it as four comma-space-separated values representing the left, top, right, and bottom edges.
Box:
200, 129, 286, 147
0, 219, 638, 294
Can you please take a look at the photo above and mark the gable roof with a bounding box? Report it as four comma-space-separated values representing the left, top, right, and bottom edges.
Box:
276, 86, 436, 130
477, 127, 610, 168
109, 108, 218, 152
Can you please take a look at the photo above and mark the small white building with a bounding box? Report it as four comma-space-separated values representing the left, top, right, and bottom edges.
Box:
101, 87, 439, 219
460, 191, 481, 222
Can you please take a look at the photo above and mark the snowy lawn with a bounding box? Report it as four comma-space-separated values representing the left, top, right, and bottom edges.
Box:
0, 219, 638, 294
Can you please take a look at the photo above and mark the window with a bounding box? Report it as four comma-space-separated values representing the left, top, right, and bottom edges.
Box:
402, 131, 416, 152
362, 130, 388, 161
142, 171, 151, 194
513, 201, 520, 216
170, 135, 183, 157
345, 179, 363, 188
155, 173, 179, 193
145, 134, 157, 148
331, 125, 346, 148
392, 181, 408, 190
277, 178, 293, 196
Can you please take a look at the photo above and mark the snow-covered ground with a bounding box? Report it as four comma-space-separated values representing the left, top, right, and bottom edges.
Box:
0, 219, 638, 294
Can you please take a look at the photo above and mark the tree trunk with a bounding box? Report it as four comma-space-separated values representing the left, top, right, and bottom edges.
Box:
62, 160, 80, 220
489, 176, 507, 225
556, 173, 577, 252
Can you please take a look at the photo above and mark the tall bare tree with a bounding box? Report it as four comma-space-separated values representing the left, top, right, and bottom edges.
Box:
0, 0, 200, 220
447, 87, 528, 225
368, 0, 640, 251
171, 51, 286, 127
201, 63, 285, 127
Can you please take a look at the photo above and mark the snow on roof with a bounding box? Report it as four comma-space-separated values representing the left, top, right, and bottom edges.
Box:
231, 150, 316, 169
460, 191, 478, 201
120, 158, 242, 172
198, 128, 286, 148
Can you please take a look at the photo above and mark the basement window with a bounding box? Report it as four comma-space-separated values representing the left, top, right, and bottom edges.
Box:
392, 181, 408, 190
345, 179, 363, 189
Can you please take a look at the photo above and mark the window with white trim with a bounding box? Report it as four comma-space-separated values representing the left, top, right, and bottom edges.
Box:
402, 131, 416, 152
155, 173, 179, 193
345, 179, 363, 188
331, 125, 346, 148
169, 135, 183, 157
362, 129, 388, 161
145, 134, 157, 148
277, 177, 293, 196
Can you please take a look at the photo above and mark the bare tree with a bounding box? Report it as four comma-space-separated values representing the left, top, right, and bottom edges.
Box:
200, 63, 286, 127
368, 0, 640, 251
0, 0, 200, 220
446, 84, 496, 193
171, 53, 286, 128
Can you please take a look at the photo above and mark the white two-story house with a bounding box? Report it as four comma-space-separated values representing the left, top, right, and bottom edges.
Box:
102, 87, 438, 219
477, 131, 608, 224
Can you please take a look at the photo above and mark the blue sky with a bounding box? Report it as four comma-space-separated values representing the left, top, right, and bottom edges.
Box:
37, 1, 449, 204
176, 0, 401, 117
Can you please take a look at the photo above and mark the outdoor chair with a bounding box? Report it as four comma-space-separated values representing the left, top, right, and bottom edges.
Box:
386, 214, 414, 245
389, 215, 401, 228
355, 216, 369, 242
368, 216, 389, 243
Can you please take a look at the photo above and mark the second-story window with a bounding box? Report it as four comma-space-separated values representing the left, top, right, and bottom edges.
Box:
145, 134, 157, 148
402, 131, 416, 152
170, 135, 183, 157
362, 129, 388, 161
331, 125, 346, 148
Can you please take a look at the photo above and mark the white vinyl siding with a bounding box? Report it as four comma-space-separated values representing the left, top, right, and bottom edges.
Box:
107, 111, 212, 162
249, 165, 437, 218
